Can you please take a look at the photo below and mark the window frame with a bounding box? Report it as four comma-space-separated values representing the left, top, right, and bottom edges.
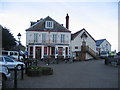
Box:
45, 21, 54, 29
53, 34, 57, 43
75, 46, 78, 49
42, 33, 46, 43
34, 33, 38, 43
61, 34, 65, 43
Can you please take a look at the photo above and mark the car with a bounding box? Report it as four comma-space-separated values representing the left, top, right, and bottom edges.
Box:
100, 51, 109, 59
7, 55, 17, 61
0, 56, 25, 70
0, 65, 11, 88
2, 51, 23, 61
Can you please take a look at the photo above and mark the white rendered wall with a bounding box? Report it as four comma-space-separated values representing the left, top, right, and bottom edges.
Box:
26, 31, 71, 45
99, 40, 111, 53
70, 30, 96, 55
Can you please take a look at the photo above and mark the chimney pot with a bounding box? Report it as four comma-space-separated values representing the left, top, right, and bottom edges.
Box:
37, 20, 40, 22
66, 13, 69, 29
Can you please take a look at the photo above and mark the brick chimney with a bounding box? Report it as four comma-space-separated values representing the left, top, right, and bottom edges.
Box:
66, 13, 69, 29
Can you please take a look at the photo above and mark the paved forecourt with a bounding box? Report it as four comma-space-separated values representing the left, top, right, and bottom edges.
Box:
17, 59, 118, 88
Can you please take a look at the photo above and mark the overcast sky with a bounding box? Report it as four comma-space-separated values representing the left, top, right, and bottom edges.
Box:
0, 0, 119, 51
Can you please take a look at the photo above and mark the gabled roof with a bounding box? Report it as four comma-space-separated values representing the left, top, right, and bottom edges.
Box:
26, 16, 71, 32
96, 39, 106, 46
71, 28, 96, 42
71, 29, 83, 40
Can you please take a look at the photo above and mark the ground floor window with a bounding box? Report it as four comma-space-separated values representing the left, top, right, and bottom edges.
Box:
30, 46, 33, 55
51, 47, 55, 55
44, 47, 47, 55
65, 47, 68, 56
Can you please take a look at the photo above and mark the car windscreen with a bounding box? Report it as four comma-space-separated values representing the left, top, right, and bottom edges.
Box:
4, 57, 14, 62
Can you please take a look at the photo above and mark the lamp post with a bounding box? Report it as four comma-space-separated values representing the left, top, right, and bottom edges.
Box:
17, 33, 21, 61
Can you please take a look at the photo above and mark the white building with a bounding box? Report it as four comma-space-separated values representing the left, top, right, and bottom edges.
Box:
96, 39, 111, 54
70, 28, 97, 60
26, 14, 71, 59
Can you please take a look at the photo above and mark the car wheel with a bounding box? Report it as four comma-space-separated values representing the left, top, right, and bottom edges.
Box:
16, 65, 22, 70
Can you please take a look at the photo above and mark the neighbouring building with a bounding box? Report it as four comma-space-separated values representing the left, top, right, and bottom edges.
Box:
70, 28, 98, 60
26, 14, 71, 59
96, 39, 111, 55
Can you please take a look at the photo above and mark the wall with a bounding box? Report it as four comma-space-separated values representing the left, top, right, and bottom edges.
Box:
26, 31, 71, 59
99, 40, 111, 53
26, 31, 71, 45
70, 30, 96, 57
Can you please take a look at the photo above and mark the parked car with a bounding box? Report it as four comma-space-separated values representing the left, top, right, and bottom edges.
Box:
0, 65, 11, 88
100, 51, 109, 59
7, 55, 16, 60
0, 56, 25, 70
2, 51, 23, 61
114, 55, 120, 65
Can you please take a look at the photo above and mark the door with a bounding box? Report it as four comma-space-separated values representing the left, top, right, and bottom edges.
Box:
35, 47, 41, 59
65, 47, 68, 56
58, 47, 63, 55
51, 47, 55, 58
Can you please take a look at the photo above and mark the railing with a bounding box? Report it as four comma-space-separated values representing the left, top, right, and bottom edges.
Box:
28, 40, 69, 44
85, 46, 99, 59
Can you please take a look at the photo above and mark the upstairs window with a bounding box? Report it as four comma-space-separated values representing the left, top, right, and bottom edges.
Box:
42, 33, 46, 43
75, 46, 78, 49
45, 21, 53, 29
34, 33, 38, 42
53, 34, 57, 43
61, 34, 65, 43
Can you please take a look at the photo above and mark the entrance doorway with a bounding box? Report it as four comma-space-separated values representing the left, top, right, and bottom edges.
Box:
35, 47, 41, 60
51, 47, 55, 58
58, 47, 63, 55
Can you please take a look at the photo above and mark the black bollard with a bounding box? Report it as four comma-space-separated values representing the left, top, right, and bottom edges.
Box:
35, 59, 37, 66
105, 57, 108, 65
48, 58, 49, 65
14, 66, 17, 89
21, 64, 24, 80
56, 58, 58, 64
25, 62, 28, 74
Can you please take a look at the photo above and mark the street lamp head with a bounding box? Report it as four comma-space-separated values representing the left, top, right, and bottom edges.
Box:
17, 33, 21, 39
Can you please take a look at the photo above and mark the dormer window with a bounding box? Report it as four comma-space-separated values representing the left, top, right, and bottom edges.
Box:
45, 21, 53, 29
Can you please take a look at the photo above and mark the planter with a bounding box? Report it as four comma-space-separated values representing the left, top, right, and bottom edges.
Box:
27, 66, 42, 76
26, 66, 53, 76
27, 70, 42, 76
41, 67, 53, 75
